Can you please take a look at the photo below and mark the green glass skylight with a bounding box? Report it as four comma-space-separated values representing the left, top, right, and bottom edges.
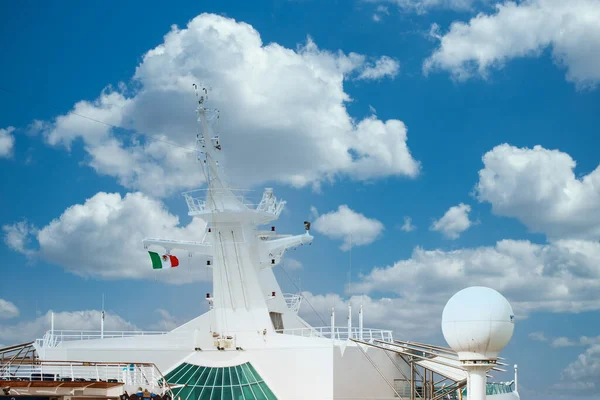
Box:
461, 382, 514, 396
164, 362, 277, 400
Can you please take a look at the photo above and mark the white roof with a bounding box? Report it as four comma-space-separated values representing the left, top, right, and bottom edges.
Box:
415, 357, 467, 382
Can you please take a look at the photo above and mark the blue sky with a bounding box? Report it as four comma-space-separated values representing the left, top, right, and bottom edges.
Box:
2, 0, 600, 398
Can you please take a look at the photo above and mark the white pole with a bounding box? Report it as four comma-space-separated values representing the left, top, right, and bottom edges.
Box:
514, 364, 518, 392
101, 293, 105, 339
347, 234, 352, 307
359, 302, 364, 341
331, 307, 335, 340
466, 366, 487, 400
51, 311, 55, 335
348, 303, 352, 340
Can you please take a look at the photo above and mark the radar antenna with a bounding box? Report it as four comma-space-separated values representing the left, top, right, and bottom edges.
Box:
193, 83, 210, 105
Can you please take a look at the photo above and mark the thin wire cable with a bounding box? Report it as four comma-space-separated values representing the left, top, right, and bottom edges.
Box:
0, 86, 196, 151
72, 111, 195, 151
278, 263, 329, 327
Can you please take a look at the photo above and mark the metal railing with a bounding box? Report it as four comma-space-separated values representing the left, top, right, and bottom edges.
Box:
283, 293, 303, 313
36, 330, 169, 348
275, 326, 394, 342
182, 188, 258, 214
0, 360, 170, 394
255, 188, 286, 217
181, 188, 285, 219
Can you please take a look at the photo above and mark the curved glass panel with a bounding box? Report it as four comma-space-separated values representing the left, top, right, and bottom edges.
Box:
164, 362, 277, 400
461, 382, 515, 396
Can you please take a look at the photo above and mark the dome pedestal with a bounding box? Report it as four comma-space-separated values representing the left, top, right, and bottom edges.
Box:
463, 362, 493, 400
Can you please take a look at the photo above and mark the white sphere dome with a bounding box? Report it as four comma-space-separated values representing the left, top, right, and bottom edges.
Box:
442, 286, 515, 361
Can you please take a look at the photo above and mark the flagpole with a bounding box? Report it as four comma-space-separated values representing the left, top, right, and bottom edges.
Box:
101, 293, 105, 339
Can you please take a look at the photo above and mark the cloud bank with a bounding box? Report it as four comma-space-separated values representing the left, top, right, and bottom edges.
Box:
424, 0, 600, 89
34, 13, 417, 197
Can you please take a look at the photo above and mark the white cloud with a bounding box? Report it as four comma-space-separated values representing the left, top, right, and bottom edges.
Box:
556, 343, 600, 394
313, 205, 384, 251
399, 216, 416, 232
552, 337, 579, 348
430, 203, 472, 239
531, 331, 600, 394
299, 292, 442, 339
373, 5, 390, 22
309, 206, 320, 222
353, 238, 600, 317
564, 336, 600, 347
33, 13, 419, 197
0, 310, 136, 345
357, 56, 400, 80
3, 191, 208, 283
529, 331, 548, 342
529, 331, 600, 348
423, 0, 600, 89
369, 0, 479, 13
44, 91, 131, 148
0, 126, 15, 158
3, 221, 38, 256
475, 144, 600, 241
149, 309, 182, 331
368, 0, 480, 14
0, 299, 19, 320
283, 258, 303, 270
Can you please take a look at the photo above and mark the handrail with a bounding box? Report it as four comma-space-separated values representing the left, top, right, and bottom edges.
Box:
36, 330, 170, 348
182, 189, 259, 214
283, 293, 303, 313
0, 360, 171, 394
0, 341, 35, 353
43, 329, 169, 336
181, 187, 285, 219
275, 326, 394, 342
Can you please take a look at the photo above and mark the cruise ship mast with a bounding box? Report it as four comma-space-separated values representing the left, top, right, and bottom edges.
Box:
143, 85, 313, 337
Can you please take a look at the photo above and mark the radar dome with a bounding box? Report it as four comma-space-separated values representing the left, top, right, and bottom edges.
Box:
442, 286, 514, 361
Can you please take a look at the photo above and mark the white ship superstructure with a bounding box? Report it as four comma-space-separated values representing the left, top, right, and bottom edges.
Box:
1, 87, 520, 400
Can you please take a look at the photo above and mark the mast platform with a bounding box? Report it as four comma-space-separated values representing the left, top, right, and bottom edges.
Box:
182, 187, 285, 224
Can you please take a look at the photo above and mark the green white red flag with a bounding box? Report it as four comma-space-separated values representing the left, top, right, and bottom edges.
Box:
148, 251, 179, 269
